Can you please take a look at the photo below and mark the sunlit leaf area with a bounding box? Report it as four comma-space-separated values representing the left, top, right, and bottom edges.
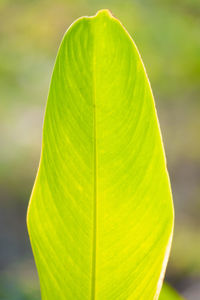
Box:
27, 10, 174, 299
0, 0, 200, 299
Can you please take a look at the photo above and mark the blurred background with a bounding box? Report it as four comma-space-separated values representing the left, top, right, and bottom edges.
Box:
0, 0, 200, 299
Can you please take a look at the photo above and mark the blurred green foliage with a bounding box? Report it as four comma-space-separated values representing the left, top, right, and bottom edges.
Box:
0, 0, 199, 299
160, 283, 184, 299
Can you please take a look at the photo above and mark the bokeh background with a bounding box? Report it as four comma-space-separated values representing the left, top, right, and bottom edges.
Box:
0, 0, 200, 299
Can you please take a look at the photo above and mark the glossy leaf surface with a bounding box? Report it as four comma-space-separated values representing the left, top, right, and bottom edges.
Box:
27, 9, 174, 300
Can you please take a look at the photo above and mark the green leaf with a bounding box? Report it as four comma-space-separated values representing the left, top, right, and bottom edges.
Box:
27, 9, 174, 300
159, 283, 184, 300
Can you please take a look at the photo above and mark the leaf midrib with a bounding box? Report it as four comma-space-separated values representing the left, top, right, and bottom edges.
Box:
91, 22, 97, 300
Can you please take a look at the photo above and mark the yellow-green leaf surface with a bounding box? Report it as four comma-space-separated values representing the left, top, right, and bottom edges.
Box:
27, 9, 174, 300
159, 284, 184, 300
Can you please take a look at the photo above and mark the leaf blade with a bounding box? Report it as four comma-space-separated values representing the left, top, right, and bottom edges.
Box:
27, 9, 174, 300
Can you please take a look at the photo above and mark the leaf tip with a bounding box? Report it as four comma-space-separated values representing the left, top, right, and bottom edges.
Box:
95, 9, 113, 18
